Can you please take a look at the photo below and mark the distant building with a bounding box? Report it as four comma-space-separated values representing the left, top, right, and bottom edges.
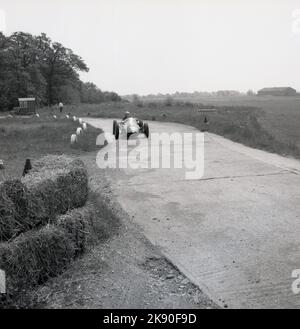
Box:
257, 87, 297, 96
13, 98, 36, 115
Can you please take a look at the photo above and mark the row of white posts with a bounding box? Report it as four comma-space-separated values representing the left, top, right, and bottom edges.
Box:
70, 116, 87, 144
34, 113, 87, 145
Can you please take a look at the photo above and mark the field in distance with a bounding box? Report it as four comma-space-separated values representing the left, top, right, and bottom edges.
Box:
143, 95, 300, 149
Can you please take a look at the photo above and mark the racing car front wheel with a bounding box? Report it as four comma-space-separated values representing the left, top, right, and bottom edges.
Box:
113, 120, 117, 135
143, 123, 149, 138
114, 124, 119, 140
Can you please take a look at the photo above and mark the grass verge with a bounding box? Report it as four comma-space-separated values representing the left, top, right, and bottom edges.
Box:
0, 115, 103, 182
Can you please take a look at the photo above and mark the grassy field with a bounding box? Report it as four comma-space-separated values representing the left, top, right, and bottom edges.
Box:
0, 114, 103, 182
160, 95, 300, 149
46, 99, 300, 159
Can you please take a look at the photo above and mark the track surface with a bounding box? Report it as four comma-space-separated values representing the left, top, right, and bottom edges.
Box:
86, 118, 300, 309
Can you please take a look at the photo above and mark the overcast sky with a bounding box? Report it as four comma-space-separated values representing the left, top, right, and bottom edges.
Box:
1, 0, 300, 95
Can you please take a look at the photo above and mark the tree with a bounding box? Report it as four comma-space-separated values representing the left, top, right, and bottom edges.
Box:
247, 89, 256, 96
0, 32, 121, 111
80, 82, 121, 104
41, 40, 89, 105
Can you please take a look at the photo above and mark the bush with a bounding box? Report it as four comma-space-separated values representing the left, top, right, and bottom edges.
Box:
0, 225, 75, 302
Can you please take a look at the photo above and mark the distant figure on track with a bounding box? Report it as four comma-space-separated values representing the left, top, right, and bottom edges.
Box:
59, 102, 64, 113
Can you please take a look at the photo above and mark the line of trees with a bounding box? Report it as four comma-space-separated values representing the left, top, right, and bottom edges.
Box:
0, 32, 121, 111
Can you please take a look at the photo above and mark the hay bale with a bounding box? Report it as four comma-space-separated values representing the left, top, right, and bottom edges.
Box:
1, 180, 32, 235
0, 225, 75, 298
71, 134, 77, 144
54, 166, 88, 212
73, 116, 77, 121
76, 127, 82, 136
26, 178, 57, 224
22, 157, 88, 219
31, 155, 74, 172
0, 156, 88, 241
0, 187, 19, 241
78, 118, 83, 124
0, 179, 55, 241
56, 204, 95, 255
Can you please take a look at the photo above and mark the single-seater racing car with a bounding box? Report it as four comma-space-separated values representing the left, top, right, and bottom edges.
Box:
113, 117, 149, 140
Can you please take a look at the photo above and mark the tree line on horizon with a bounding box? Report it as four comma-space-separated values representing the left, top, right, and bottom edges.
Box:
0, 32, 121, 111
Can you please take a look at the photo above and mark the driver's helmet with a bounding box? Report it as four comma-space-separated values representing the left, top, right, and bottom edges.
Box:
124, 111, 130, 119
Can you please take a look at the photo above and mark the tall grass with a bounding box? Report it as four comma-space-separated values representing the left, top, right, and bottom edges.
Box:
0, 115, 103, 181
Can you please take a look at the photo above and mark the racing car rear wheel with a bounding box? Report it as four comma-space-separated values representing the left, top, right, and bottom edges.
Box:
143, 123, 149, 138
115, 124, 119, 140
113, 120, 117, 135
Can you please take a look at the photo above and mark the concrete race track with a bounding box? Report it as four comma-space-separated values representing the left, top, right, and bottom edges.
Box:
85, 118, 300, 309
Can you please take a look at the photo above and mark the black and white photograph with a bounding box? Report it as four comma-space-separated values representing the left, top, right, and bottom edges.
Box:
0, 0, 300, 315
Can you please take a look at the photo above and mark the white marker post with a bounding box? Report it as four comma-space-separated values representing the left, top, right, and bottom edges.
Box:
0, 269, 6, 294
76, 127, 82, 135
70, 134, 77, 144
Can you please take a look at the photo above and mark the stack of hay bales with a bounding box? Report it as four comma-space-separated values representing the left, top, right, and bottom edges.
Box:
0, 155, 92, 302
0, 225, 75, 299
22, 155, 88, 217
0, 155, 88, 241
